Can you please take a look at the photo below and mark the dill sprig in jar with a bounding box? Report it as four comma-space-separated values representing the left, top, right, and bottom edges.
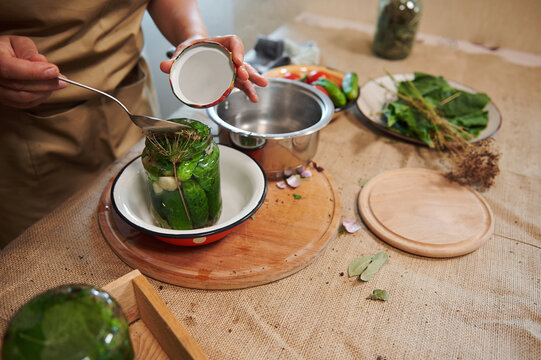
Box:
141, 118, 222, 230
372, 0, 423, 60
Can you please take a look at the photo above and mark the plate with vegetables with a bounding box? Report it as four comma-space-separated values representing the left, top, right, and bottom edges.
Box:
356, 72, 502, 146
264, 65, 360, 113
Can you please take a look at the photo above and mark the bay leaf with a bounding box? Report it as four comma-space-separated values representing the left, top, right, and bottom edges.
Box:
367, 289, 388, 301
360, 251, 389, 282
348, 256, 372, 277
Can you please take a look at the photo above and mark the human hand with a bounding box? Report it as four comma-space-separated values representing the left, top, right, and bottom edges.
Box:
0, 36, 67, 109
160, 35, 268, 103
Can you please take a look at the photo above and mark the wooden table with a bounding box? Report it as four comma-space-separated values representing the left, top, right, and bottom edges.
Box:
1, 18, 540, 360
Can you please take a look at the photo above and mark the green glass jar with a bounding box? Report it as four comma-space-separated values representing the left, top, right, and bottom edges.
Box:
2, 285, 134, 360
141, 118, 222, 230
372, 0, 423, 60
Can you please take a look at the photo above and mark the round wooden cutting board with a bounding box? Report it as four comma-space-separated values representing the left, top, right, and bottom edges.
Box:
98, 164, 341, 289
358, 168, 494, 258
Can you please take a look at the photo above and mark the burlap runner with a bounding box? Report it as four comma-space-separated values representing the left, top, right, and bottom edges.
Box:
1, 22, 540, 359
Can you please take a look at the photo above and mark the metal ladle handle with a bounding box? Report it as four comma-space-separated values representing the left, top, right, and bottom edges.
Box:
57, 76, 132, 116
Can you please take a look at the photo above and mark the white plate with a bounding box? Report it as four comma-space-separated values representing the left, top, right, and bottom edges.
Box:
111, 145, 267, 242
356, 74, 502, 145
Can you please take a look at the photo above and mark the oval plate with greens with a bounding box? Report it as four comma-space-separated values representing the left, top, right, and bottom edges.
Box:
356, 73, 502, 145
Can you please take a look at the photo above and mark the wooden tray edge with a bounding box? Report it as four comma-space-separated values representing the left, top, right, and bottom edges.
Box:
104, 270, 208, 360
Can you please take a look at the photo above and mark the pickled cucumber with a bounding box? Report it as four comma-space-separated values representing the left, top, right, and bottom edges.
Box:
182, 179, 209, 228
160, 188, 192, 229
142, 118, 222, 230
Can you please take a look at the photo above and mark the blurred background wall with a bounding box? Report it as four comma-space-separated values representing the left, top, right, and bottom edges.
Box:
233, 0, 541, 54
143, 0, 541, 118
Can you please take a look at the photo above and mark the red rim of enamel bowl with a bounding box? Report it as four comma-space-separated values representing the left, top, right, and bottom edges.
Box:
155, 227, 235, 246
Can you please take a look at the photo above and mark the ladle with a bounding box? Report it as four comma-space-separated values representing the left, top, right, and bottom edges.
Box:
58, 76, 188, 132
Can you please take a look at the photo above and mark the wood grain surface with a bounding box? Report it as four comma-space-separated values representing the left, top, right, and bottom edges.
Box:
98, 163, 341, 289
358, 168, 494, 258
104, 270, 208, 360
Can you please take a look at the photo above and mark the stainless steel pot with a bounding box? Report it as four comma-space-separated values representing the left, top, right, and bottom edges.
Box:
207, 78, 334, 180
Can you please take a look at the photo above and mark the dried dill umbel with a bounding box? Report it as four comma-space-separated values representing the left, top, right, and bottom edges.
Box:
145, 128, 205, 165
444, 138, 500, 192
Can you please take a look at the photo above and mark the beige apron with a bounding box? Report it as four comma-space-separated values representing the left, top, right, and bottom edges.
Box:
0, 0, 159, 246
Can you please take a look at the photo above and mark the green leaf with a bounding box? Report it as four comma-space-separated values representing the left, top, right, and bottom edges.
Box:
293, 194, 302, 199
383, 72, 491, 144
399, 75, 434, 97
360, 251, 389, 282
412, 72, 452, 95
384, 102, 433, 146
348, 256, 372, 277
41, 302, 98, 358
438, 90, 490, 118
367, 289, 389, 301
448, 110, 489, 129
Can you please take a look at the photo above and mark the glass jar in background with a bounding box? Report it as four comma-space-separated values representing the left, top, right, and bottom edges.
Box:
142, 118, 222, 230
372, 0, 423, 60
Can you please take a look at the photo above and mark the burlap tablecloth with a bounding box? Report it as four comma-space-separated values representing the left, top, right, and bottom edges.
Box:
1, 20, 540, 359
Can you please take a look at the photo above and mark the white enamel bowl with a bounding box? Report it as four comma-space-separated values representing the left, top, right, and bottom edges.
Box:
111, 145, 267, 246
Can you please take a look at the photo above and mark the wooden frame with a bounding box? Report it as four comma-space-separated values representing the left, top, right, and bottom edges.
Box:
103, 270, 208, 360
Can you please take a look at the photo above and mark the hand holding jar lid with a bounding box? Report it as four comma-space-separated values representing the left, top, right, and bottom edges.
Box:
160, 36, 268, 107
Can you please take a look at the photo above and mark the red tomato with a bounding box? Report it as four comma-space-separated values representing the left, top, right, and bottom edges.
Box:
307, 70, 328, 84
314, 85, 329, 96
282, 72, 301, 81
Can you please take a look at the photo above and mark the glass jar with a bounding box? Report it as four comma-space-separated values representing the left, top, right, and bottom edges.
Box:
372, 0, 423, 60
141, 118, 222, 230
2, 285, 133, 360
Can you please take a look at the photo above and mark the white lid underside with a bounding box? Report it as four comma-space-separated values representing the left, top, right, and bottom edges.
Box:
171, 46, 234, 106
